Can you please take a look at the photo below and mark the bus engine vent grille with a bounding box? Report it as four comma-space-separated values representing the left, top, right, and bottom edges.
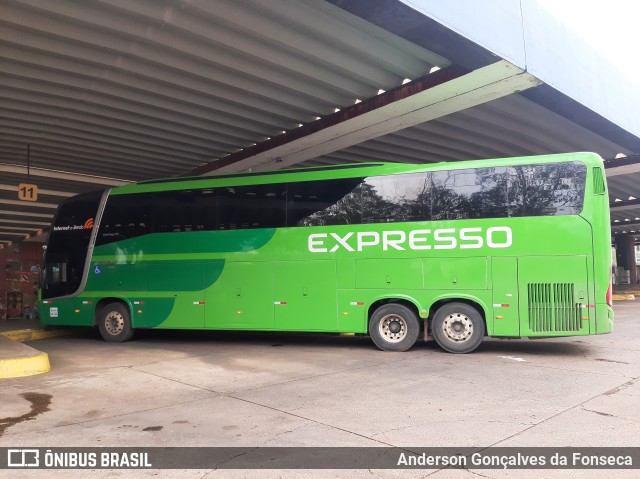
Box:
593, 167, 606, 195
527, 283, 582, 332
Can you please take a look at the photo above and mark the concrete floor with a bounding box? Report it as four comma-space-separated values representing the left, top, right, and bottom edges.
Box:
1, 301, 639, 479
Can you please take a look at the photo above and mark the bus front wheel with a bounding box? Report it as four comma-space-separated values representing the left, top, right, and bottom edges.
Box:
369, 304, 420, 352
432, 302, 485, 353
97, 302, 134, 342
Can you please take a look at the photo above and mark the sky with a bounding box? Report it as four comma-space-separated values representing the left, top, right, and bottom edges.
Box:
402, 0, 640, 138
537, 0, 640, 87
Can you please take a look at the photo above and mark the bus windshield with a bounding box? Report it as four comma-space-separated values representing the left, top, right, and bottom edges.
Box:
42, 190, 103, 300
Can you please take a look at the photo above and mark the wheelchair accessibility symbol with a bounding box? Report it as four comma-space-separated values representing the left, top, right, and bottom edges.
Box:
94, 265, 102, 275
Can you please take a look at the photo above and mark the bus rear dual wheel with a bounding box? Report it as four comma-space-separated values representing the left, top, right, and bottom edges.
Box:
369, 302, 485, 353
432, 303, 485, 353
97, 302, 134, 342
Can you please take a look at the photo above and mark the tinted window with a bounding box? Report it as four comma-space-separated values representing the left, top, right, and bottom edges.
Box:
361, 173, 431, 223
432, 170, 472, 220
217, 183, 286, 230
91, 161, 587, 248
96, 194, 152, 245
508, 162, 586, 216
290, 178, 363, 226
153, 189, 216, 233
295, 162, 583, 225
473, 167, 509, 218
432, 167, 509, 220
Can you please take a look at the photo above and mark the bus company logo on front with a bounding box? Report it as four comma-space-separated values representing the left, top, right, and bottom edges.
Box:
52, 218, 95, 232
307, 226, 513, 252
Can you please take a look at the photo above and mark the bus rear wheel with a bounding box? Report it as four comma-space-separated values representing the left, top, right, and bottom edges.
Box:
432, 302, 485, 353
369, 304, 420, 352
97, 302, 134, 342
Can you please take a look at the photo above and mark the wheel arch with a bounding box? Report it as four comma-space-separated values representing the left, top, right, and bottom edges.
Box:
367, 295, 425, 332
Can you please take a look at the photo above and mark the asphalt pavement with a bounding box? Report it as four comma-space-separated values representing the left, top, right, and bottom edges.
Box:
1, 301, 639, 478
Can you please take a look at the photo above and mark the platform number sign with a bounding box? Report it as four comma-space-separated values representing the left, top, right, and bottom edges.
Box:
18, 183, 38, 202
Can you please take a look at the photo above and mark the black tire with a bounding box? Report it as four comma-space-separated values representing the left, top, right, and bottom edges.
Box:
432, 302, 485, 353
369, 303, 420, 352
97, 302, 134, 342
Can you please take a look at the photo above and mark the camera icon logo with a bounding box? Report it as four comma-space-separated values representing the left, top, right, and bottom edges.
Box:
7, 449, 40, 468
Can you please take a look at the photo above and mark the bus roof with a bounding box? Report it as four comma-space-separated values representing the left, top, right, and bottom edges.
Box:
113, 152, 603, 195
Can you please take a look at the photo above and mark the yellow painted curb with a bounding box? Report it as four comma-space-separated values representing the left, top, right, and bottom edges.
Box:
0, 352, 51, 379
0, 335, 51, 379
0, 328, 70, 342
612, 294, 636, 301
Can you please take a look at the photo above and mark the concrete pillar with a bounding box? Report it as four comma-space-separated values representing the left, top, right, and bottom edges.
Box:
614, 235, 637, 285
633, 239, 639, 285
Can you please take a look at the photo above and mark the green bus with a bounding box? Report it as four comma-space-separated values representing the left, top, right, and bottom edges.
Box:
39, 152, 613, 353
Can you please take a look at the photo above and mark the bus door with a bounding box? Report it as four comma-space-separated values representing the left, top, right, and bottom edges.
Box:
274, 260, 338, 331
517, 256, 590, 336
491, 257, 520, 336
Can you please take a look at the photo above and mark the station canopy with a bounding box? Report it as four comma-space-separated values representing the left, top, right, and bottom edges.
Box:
1, 0, 639, 246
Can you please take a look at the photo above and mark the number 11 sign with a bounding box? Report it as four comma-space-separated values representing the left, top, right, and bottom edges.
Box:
18, 183, 38, 202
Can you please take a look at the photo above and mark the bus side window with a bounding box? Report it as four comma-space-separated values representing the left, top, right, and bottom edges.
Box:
96, 195, 153, 245
507, 162, 586, 217
361, 173, 431, 224
289, 178, 363, 227
474, 167, 509, 219
432, 167, 509, 220
153, 190, 216, 233
218, 184, 286, 230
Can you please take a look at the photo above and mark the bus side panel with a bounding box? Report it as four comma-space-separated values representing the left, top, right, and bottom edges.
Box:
336, 259, 368, 332
274, 260, 338, 331
588, 164, 614, 334
518, 256, 590, 337
423, 257, 487, 290
491, 257, 520, 337
143, 262, 205, 329
596, 304, 614, 334
40, 297, 91, 326
205, 262, 274, 329
355, 258, 423, 289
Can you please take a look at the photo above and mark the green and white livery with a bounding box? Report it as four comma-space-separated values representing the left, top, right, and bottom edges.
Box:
39, 152, 614, 353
